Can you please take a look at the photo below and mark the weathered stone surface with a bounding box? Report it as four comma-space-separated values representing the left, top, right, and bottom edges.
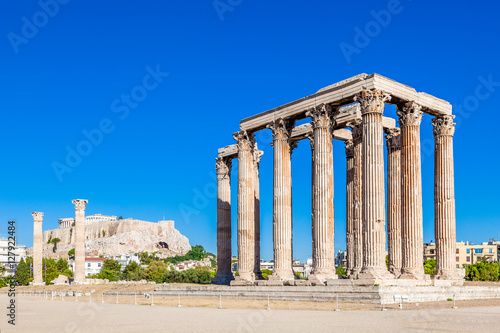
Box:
73, 199, 88, 284
51, 274, 69, 285
267, 118, 295, 282
355, 89, 394, 284
432, 115, 462, 282
31, 212, 44, 286
42, 219, 191, 258
397, 102, 426, 281
385, 128, 402, 277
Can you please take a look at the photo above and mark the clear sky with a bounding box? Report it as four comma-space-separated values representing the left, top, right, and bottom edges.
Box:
1, 1, 499, 263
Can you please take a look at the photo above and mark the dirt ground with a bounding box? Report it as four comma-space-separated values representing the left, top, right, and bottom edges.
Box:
4, 283, 500, 312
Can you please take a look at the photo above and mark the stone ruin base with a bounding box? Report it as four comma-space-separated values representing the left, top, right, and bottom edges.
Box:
154, 284, 500, 304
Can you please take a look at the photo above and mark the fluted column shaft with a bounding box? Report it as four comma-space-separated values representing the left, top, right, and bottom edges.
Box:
72, 199, 88, 284
32, 212, 44, 286
355, 89, 393, 281
213, 157, 234, 284
385, 128, 402, 277
253, 149, 264, 279
351, 122, 363, 277
306, 105, 335, 280
397, 102, 425, 279
268, 118, 295, 281
432, 116, 460, 279
234, 131, 255, 281
345, 140, 355, 276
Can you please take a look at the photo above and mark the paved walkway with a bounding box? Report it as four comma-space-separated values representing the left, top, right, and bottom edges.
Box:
1, 295, 499, 332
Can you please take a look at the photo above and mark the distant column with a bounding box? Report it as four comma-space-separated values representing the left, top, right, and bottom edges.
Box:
345, 139, 355, 277
385, 128, 402, 277
432, 115, 462, 282
267, 118, 296, 283
355, 89, 394, 284
212, 156, 234, 284
31, 212, 44, 286
350, 120, 363, 278
397, 102, 425, 280
253, 148, 264, 279
233, 131, 256, 282
306, 105, 336, 282
72, 199, 88, 284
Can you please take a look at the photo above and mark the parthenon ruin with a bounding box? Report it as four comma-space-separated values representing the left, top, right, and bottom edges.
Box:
213, 73, 463, 286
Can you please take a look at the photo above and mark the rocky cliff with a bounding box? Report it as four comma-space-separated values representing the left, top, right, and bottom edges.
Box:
41, 219, 191, 258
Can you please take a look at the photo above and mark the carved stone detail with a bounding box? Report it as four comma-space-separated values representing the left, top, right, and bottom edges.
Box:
397, 101, 423, 127
354, 89, 391, 115
432, 115, 455, 137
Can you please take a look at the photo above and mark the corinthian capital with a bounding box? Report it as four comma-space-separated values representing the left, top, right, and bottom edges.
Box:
305, 104, 335, 131
267, 118, 295, 142
233, 130, 255, 152
345, 139, 354, 157
72, 199, 88, 211
384, 128, 401, 150
397, 101, 423, 127
216, 157, 232, 177
354, 89, 391, 115
253, 148, 264, 169
347, 119, 362, 142
31, 212, 43, 222
432, 115, 455, 138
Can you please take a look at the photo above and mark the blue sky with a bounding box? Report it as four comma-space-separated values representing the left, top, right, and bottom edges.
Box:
1, 1, 499, 262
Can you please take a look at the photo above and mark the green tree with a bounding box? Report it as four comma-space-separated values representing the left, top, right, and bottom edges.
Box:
68, 248, 75, 258
465, 258, 499, 281
143, 261, 169, 283
424, 259, 436, 276
14, 258, 31, 286
261, 269, 272, 279
91, 259, 123, 281
336, 265, 347, 277
51, 238, 61, 251
123, 261, 142, 281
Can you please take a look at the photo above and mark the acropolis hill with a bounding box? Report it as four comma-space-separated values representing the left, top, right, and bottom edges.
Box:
38, 215, 191, 258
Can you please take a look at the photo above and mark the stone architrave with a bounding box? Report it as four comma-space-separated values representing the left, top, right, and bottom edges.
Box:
354, 89, 394, 284
233, 130, 256, 282
349, 120, 363, 278
432, 115, 462, 283
267, 118, 296, 283
385, 128, 402, 277
253, 148, 264, 280
345, 139, 355, 277
72, 199, 88, 284
31, 212, 44, 286
212, 156, 234, 284
306, 105, 336, 283
397, 102, 426, 281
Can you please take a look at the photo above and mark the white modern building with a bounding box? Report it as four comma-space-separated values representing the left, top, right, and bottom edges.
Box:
114, 254, 140, 270
69, 257, 105, 277
0, 238, 27, 276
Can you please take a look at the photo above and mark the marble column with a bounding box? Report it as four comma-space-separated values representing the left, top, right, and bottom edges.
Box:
233, 131, 256, 282
350, 120, 363, 278
354, 89, 394, 283
306, 105, 336, 282
267, 118, 295, 283
397, 102, 425, 280
213, 156, 234, 284
385, 128, 402, 277
432, 115, 462, 282
253, 148, 264, 280
345, 139, 355, 277
306, 132, 316, 274
31, 212, 44, 286
72, 199, 88, 284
